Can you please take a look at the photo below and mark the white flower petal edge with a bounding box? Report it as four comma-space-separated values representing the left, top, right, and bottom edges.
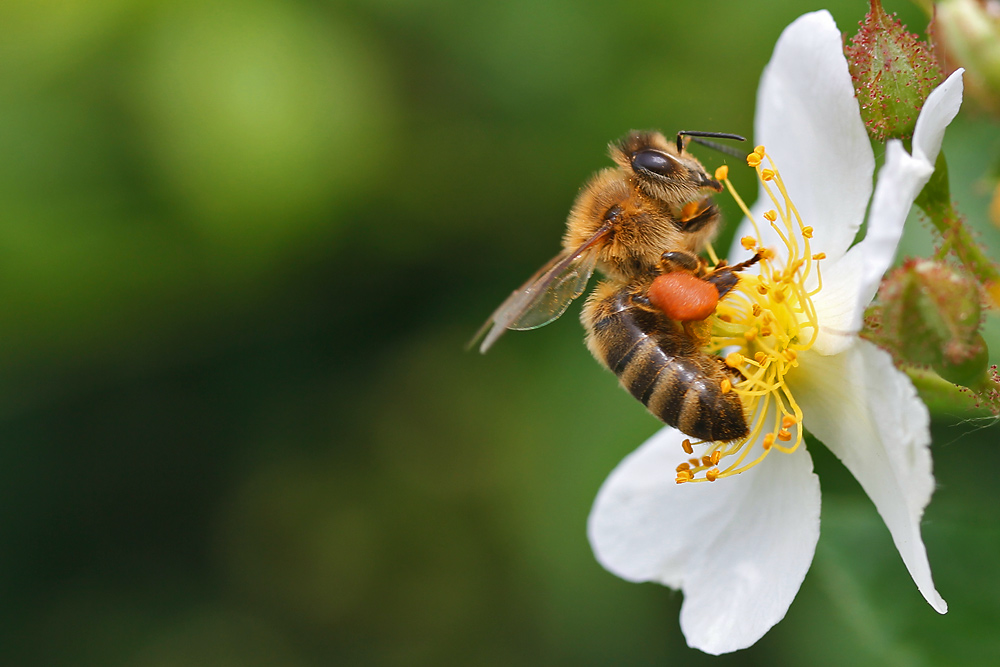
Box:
849, 70, 966, 333
734, 10, 874, 264
913, 69, 965, 168
792, 342, 947, 613
588, 428, 821, 655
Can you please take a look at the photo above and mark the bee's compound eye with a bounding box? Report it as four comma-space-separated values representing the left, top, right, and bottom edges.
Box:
631, 150, 679, 178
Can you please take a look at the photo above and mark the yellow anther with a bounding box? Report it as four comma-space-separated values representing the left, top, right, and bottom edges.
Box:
782, 415, 798, 429
676, 470, 693, 484
761, 169, 775, 181
802, 226, 814, 238
784, 349, 798, 362
754, 145, 766, 157
761, 248, 776, 260
705, 468, 720, 482
747, 153, 762, 168
743, 327, 757, 342
725, 352, 744, 368
757, 284, 769, 295
720, 378, 732, 394
681, 438, 694, 455
751, 303, 762, 317
812, 252, 826, 260
676, 462, 691, 472
741, 236, 757, 250
777, 428, 792, 442
710, 450, 722, 465
715, 165, 729, 180
754, 351, 769, 365
701, 455, 713, 467
689, 458, 701, 467
763, 210, 777, 222
762, 433, 776, 450
759, 326, 772, 337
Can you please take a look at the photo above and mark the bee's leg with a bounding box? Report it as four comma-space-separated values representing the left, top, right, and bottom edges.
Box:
678, 201, 720, 232
704, 251, 763, 298
704, 268, 740, 298
728, 251, 764, 273
658, 251, 703, 274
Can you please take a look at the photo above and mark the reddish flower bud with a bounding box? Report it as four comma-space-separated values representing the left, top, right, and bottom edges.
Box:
845, 0, 944, 141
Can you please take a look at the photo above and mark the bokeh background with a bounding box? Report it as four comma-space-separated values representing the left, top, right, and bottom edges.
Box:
0, 0, 998, 664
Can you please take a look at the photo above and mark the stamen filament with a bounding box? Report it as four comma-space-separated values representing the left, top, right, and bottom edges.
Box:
678, 146, 820, 483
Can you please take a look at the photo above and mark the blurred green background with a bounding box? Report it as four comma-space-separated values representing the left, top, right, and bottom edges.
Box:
0, 0, 998, 665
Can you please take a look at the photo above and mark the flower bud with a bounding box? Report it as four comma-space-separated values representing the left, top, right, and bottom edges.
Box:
863, 259, 986, 385
845, 0, 944, 141
935, 0, 1000, 114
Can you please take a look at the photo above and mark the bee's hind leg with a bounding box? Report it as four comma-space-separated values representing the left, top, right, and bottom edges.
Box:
703, 251, 763, 298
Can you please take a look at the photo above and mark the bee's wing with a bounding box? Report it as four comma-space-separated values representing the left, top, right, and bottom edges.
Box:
472, 224, 611, 353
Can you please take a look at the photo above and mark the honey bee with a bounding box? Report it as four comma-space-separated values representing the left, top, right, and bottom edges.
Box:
474, 130, 756, 442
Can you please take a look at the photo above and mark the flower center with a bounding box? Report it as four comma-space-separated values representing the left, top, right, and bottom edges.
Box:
675, 146, 825, 484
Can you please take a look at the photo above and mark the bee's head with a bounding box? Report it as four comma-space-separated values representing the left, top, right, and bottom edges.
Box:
610, 131, 723, 207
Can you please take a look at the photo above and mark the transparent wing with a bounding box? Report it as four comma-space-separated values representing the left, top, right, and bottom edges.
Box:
471, 223, 612, 353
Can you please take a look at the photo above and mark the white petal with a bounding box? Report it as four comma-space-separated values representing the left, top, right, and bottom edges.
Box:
588, 427, 821, 655
912, 69, 964, 168
849, 141, 934, 332
730, 11, 874, 264
845, 72, 965, 331
809, 247, 865, 356
791, 342, 947, 613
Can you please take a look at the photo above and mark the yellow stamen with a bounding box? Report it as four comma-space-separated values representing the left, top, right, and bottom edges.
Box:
681, 145, 819, 483
715, 165, 729, 180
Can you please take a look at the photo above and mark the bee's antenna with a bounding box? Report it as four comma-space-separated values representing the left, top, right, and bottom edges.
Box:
676, 131, 747, 157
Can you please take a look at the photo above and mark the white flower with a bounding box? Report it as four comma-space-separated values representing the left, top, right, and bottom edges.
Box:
587, 10, 964, 655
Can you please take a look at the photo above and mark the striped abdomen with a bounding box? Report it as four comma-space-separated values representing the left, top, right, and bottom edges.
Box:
583, 281, 748, 442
